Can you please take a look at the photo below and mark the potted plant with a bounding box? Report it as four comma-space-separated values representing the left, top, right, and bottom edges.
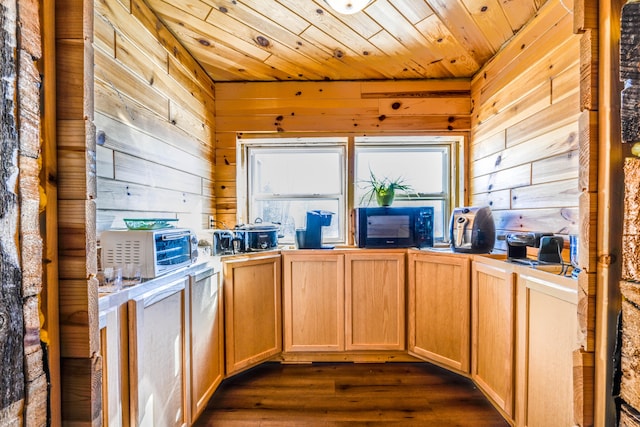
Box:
359, 169, 413, 206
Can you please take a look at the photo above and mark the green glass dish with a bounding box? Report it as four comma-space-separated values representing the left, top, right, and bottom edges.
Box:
123, 218, 178, 230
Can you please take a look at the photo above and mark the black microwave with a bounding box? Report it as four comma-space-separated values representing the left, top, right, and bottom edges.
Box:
354, 207, 434, 249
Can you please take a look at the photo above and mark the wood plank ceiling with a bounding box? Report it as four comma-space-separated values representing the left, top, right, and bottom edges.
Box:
140, 0, 549, 82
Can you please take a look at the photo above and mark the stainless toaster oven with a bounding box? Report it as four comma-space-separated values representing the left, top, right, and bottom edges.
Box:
100, 228, 198, 279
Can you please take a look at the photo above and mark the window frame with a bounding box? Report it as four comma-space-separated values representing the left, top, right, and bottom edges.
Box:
246, 142, 348, 244
354, 136, 460, 241
237, 134, 464, 245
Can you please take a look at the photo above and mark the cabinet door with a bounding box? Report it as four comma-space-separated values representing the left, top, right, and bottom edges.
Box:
224, 255, 282, 375
407, 253, 471, 373
282, 253, 344, 352
345, 252, 405, 350
471, 260, 516, 420
100, 303, 128, 427
128, 278, 189, 427
189, 267, 223, 421
515, 273, 579, 427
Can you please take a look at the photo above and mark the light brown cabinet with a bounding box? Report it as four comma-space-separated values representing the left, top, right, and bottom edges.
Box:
223, 254, 282, 375
514, 271, 579, 427
188, 267, 223, 421
471, 259, 516, 421
282, 252, 345, 352
345, 252, 405, 351
407, 252, 471, 373
282, 250, 406, 354
128, 277, 189, 427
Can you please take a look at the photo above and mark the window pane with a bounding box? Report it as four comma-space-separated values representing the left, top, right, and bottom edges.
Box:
355, 144, 451, 242
253, 199, 341, 244
251, 148, 342, 195
355, 147, 446, 197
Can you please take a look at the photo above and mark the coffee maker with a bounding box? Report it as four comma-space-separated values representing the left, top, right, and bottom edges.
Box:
506, 232, 564, 264
296, 210, 335, 249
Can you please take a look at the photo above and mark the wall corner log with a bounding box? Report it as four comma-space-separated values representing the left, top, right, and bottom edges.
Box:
1, 0, 27, 417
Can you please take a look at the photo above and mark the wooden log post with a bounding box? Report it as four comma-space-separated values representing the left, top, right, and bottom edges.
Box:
56, 0, 101, 424
0, 0, 26, 423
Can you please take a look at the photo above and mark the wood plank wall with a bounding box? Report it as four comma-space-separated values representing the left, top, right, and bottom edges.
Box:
470, 0, 596, 425
54, 0, 216, 422
55, 0, 100, 423
214, 79, 472, 227
469, 0, 581, 246
93, 0, 216, 236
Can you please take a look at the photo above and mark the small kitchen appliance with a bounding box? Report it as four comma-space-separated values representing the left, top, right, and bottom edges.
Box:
212, 229, 235, 255
233, 219, 280, 252
449, 206, 495, 253
355, 206, 433, 249
296, 210, 335, 249
506, 232, 564, 264
100, 228, 198, 279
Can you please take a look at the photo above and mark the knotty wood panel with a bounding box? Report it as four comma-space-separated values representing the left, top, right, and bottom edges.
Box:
94, 112, 211, 178
505, 93, 581, 148
113, 151, 203, 193
471, 0, 574, 104
96, 178, 208, 214
214, 79, 472, 221
94, 0, 215, 235
470, 0, 581, 241
140, 0, 549, 83
473, 122, 578, 177
114, 32, 215, 125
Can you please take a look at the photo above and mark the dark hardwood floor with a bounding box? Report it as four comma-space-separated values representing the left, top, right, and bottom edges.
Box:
194, 362, 510, 426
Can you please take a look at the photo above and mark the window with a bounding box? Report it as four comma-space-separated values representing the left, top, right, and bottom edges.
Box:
241, 135, 461, 245
247, 140, 346, 244
355, 136, 455, 240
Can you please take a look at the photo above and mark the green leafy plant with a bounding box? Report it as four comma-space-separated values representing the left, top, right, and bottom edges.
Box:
359, 169, 413, 206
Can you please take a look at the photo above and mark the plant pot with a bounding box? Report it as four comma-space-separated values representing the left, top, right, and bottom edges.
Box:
376, 189, 395, 206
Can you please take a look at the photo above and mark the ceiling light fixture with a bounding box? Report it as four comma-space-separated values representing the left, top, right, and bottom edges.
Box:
324, 0, 373, 15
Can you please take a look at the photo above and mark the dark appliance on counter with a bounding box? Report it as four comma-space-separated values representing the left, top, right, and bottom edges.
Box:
355, 206, 433, 249
449, 206, 495, 253
101, 228, 198, 279
212, 229, 235, 255
506, 232, 564, 264
233, 219, 280, 252
296, 210, 335, 249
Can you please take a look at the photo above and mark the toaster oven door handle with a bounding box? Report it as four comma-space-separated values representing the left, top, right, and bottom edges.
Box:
161, 231, 192, 241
